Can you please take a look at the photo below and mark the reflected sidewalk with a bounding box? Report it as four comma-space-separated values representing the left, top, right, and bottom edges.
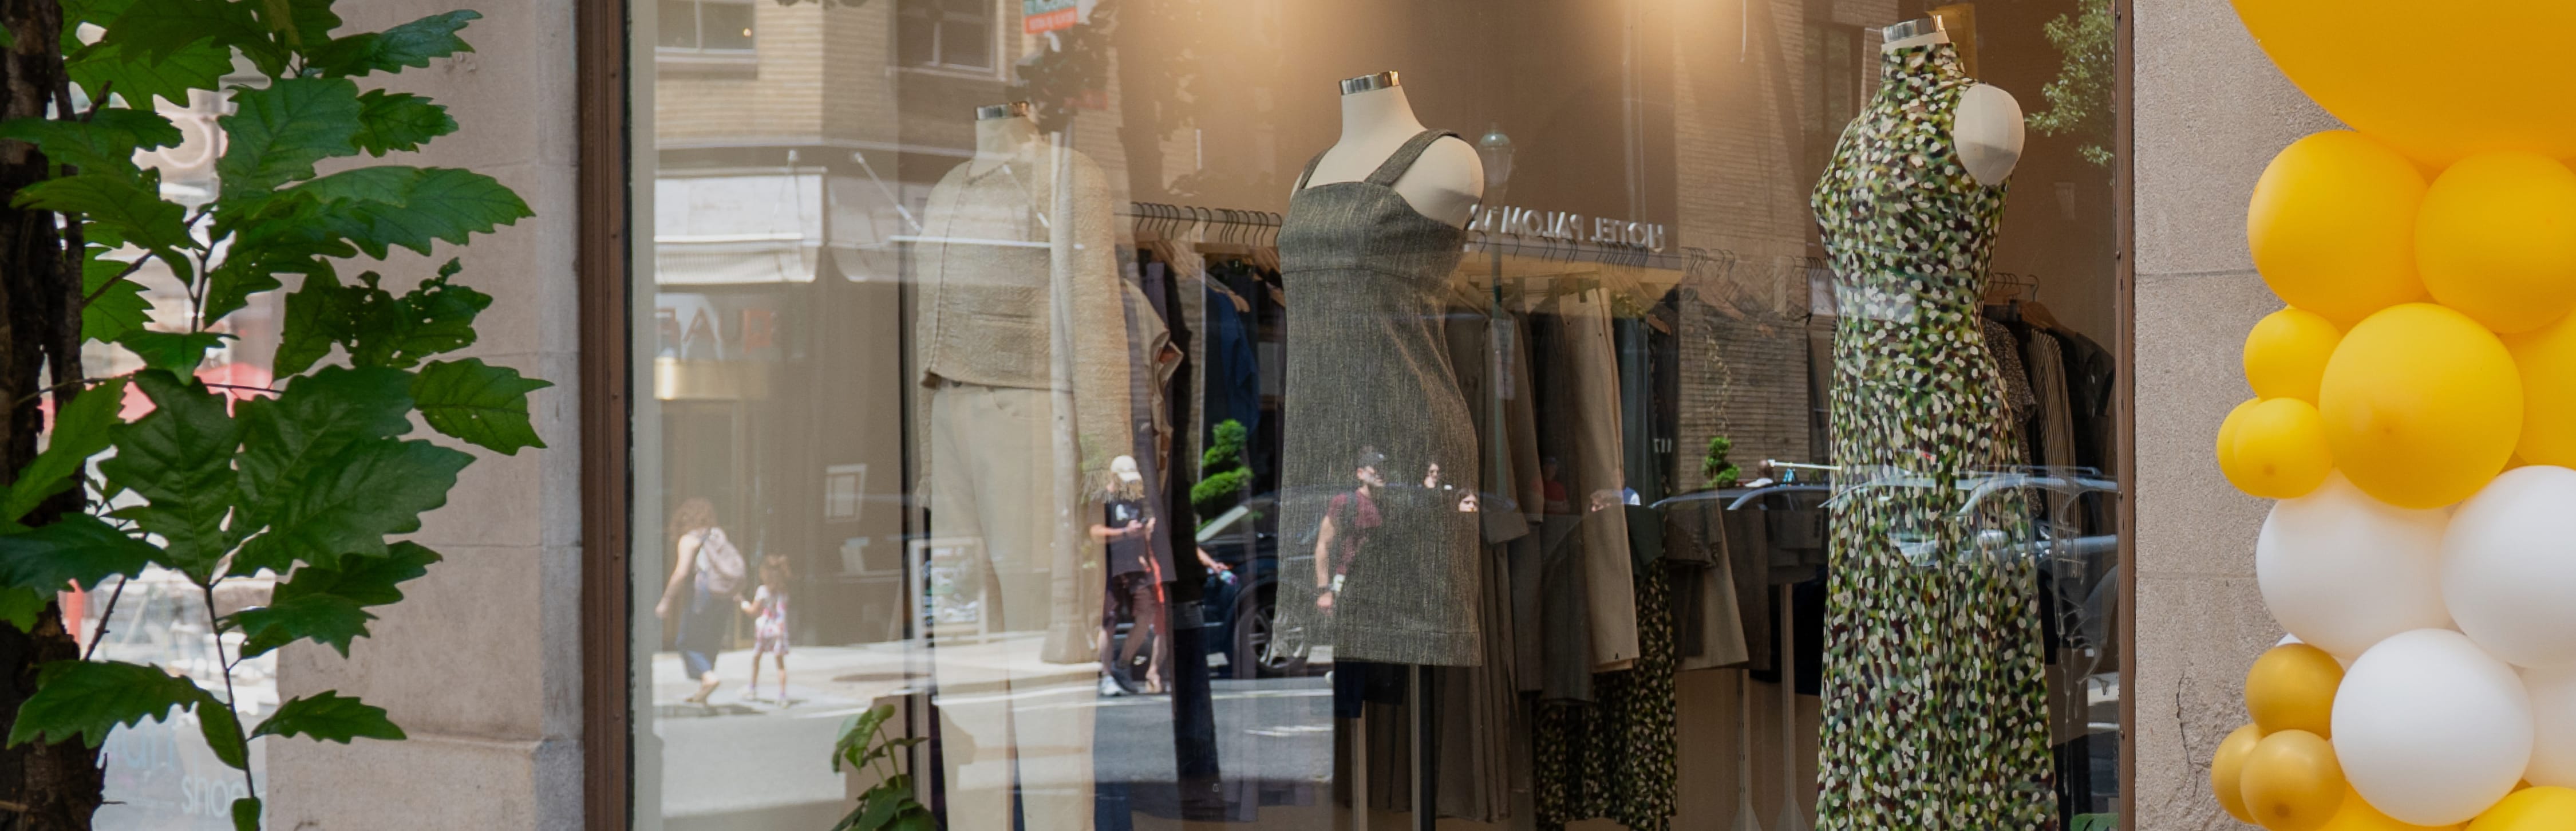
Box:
649, 632, 1100, 718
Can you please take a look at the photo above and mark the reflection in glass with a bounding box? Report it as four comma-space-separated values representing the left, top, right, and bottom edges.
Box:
633, 0, 2127, 827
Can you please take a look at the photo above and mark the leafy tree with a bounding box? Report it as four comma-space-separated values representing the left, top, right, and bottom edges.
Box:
1191, 419, 1250, 527
0, 2, 536, 828
2025, 0, 2116, 168
1701, 435, 1740, 491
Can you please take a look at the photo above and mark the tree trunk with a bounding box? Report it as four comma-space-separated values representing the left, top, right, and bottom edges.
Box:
0, 0, 105, 827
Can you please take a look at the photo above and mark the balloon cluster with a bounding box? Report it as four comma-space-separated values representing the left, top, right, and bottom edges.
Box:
2212, 3, 2576, 829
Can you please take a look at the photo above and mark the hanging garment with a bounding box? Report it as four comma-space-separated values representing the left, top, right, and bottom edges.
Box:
1808, 40, 2058, 831
1278, 130, 1484, 667
1532, 514, 1681, 831
1664, 499, 1752, 671
1203, 282, 1261, 449
2023, 328, 2080, 528
1534, 291, 1641, 672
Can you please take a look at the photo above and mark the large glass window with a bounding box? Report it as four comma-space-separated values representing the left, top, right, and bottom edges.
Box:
629, 0, 2128, 828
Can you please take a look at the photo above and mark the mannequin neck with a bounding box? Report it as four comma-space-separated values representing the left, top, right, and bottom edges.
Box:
1338, 85, 1428, 147
1882, 30, 1950, 53
970, 116, 1040, 174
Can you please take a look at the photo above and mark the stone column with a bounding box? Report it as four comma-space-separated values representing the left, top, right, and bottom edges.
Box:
266, 0, 587, 828
2131, 2, 2340, 828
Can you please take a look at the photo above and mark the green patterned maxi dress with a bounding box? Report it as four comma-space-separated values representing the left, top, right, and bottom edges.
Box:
1807, 41, 2057, 831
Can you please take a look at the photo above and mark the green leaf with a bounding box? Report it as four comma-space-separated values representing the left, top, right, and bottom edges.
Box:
412, 359, 548, 455
850, 782, 906, 831
273, 270, 348, 377
197, 690, 247, 770
0, 109, 180, 172
232, 542, 438, 657
6, 660, 204, 748
68, 37, 232, 109
231, 592, 370, 657
116, 330, 230, 376
252, 691, 404, 742
832, 703, 897, 771
271, 541, 438, 608
254, 0, 342, 48
231, 797, 259, 831
231, 438, 469, 574
2, 377, 129, 525
98, 372, 243, 580
205, 192, 349, 325
887, 809, 935, 831
274, 267, 493, 373
236, 367, 414, 526
93, 0, 272, 68
82, 253, 152, 344
294, 166, 531, 258
0, 515, 159, 593
309, 10, 478, 77
14, 171, 191, 253
889, 806, 935, 831
351, 90, 455, 157
216, 78, 363, 200
0, 588, 46, 632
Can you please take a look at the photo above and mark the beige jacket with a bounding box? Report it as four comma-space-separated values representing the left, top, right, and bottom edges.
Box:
912, 143, 1139, 663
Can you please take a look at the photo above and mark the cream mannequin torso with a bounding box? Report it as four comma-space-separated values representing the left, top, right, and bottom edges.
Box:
1295, 83, 1484, 228
1883, 30, 2025, 188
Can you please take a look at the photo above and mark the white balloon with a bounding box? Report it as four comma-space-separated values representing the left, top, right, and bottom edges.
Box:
2257, 473, 2454, 659
2529, 664, 2576, 787
2444, 466, 2576, 668
2333, 629, 2534, 826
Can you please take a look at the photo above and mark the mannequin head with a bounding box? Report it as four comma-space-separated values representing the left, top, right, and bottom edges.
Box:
971, 101, 1040, 167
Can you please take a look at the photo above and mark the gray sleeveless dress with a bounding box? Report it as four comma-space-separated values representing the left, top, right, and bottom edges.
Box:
1279, 130, 1484, 667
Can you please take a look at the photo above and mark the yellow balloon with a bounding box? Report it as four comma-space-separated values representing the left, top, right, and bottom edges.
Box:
2219, 397, 2262, 486
2466, 786, 2576, 830
2228, 1, 2576, 167
2250, 644, 2345, 738
2248, 132, 2428, 328
2318, 304, 2523, 509
2219, 724, 2267, 824
2227, 398, 2336, 499
2506, 314, 2576, 468
2244, 730, 2349, 831
2247, 308, 2345, 403
2417, 152, 2576, 334
2323, 786, 2464, 830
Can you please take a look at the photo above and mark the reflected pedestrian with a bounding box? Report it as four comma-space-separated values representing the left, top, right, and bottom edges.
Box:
655, 498, 744, 704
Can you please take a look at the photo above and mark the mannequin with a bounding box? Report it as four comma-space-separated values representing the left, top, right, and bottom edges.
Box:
1295, 72, 1485, 227
912, 100, 1135, 831
1277, 72, 1487, 668
1807, 15, 2056, 831
1882, 18, 2025, 187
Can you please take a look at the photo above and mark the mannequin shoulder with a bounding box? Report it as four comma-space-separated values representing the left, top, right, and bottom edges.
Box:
1951, 83, 2026, 187
1392, 136, 1486, 227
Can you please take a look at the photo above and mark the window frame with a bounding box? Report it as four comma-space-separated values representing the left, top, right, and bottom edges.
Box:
655, 0, 758, 58
894, 0, 1002, 76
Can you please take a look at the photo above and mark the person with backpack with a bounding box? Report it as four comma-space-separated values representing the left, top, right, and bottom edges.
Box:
656, 497, 746, 704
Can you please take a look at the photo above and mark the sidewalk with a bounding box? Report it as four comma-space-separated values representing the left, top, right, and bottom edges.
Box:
647, 631, 1101, 718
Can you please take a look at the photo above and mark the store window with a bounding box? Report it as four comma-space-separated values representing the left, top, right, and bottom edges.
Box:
897, 0, 995, 72
658, 0, 756, 53
626, 0, 2129, 828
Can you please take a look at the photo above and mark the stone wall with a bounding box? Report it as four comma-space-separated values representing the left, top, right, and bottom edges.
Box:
264, 0, 588, 828
2130, 2, 2339, 828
